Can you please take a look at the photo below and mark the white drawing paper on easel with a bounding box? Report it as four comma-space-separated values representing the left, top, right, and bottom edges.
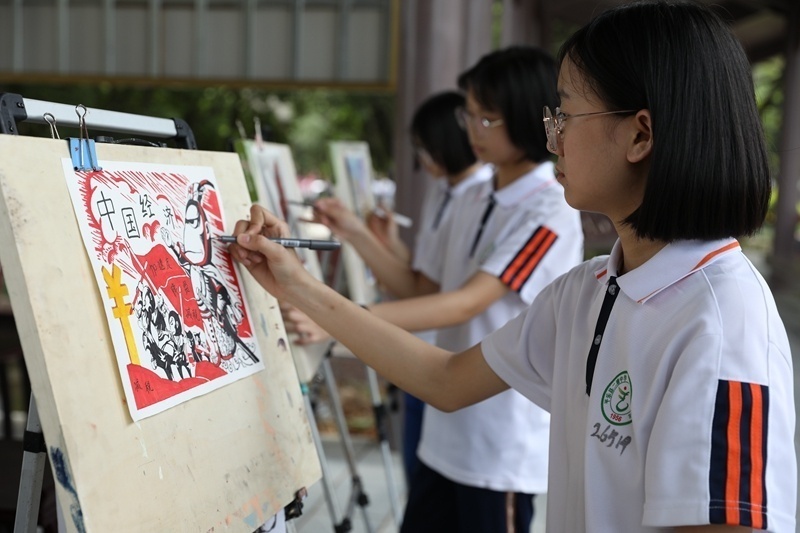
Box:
62, 159, 264, 421
329, 141, 377, 305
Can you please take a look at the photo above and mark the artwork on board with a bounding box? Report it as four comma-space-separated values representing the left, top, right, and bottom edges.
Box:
329, 141, 377, 305
344, 153, 372, 218
62, 159, 264, 421
329, 141, 376, 221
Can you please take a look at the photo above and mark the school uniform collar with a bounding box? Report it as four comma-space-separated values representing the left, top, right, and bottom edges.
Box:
594, 238, 741, 304
450, 164, 493, 197
492, 161, 556, 208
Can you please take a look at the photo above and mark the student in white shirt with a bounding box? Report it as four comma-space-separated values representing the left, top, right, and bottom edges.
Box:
228, 1, 795, 531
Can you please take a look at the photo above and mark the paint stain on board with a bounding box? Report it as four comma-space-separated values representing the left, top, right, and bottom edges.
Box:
50, 447, 86, 533
259, 313, 269, 338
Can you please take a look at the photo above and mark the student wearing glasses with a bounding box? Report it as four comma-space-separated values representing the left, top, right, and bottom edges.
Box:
228, 1, 795, 530
292, 46, 583, 532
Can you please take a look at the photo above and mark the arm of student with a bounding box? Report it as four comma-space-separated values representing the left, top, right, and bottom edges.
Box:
349, 230, 440, 299
229, 205, 508, 411
316, 198, 439, 298
280, 302, 332, 345
366, 210, 411, 264
367, 271, 509, 332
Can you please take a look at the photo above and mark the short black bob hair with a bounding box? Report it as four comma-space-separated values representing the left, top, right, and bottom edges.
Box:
457, 46, 557, 164
559, 0, 770, 241
410, 91, 477, 176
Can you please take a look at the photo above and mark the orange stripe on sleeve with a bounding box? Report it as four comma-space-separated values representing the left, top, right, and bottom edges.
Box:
500, 229, 547, 285
749, 383, 765, 529
726, 382, 743, 525
510, 232, 558, 291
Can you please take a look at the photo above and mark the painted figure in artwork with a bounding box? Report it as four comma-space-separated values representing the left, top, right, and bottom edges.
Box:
188, 330, 211, 363
166, 310, 192, 379
162, 180, 259, 365
134, 285, 191, 381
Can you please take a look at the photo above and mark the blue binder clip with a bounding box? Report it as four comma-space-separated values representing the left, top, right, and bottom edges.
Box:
69, 138, 101, 172
69, 104, 102, 172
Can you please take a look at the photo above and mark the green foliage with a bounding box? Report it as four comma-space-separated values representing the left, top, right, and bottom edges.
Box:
751, 55, 800, 236
276, 90, 394, 178
753, 56, 784, 178
1, 83, 394, 180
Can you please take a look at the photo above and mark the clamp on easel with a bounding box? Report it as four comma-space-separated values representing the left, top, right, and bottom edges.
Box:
68, 104, 102, 172
283, 487, 308, 521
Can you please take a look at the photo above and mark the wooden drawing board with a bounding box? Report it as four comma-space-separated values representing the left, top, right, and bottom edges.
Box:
328, 141, 377, 306
0, 135, 321, 533
235, 139, 331, 383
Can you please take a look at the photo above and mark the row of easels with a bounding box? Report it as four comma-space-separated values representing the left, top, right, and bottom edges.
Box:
235, 137, 405, 532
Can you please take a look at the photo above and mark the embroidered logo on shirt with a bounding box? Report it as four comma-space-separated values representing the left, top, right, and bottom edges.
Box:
602, 371, 632, 426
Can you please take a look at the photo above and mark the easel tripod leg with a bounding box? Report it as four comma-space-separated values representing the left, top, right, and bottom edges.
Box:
14, 394, 46, 533
366, 367, 403, 526
301, 381, 344, 530
321, 355, 374, 533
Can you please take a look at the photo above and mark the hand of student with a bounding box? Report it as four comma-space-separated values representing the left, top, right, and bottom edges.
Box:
280, 303, 332, 345
228, 205, 311, 303
366, 209, 400, 251
312, 198, 367, 241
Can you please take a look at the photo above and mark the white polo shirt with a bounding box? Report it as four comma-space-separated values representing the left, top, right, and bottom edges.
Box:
415, 161, 584, 493
409, 164, 492, 344
411, 164, 493, 274
482, 239, 796, 532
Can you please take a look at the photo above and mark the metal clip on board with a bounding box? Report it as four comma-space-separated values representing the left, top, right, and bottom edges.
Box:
69, 104, 102, 172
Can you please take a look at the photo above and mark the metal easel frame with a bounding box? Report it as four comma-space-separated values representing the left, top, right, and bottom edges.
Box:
320, 246, 404, 531
0, 93, 197, 149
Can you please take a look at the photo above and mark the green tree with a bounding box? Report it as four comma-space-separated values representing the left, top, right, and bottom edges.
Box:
1, 83, 394, 180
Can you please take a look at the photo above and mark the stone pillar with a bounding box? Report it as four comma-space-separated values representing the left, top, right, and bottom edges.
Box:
392, 0, 493, 246
773, 4, 800, 269
501, 0, 545, 47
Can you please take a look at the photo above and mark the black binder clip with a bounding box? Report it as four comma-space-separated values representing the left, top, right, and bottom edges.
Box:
283, 487, 308, 521
69, 104, 102, 172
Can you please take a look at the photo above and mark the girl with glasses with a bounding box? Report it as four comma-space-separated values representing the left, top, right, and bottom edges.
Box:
229, 1, 795, 531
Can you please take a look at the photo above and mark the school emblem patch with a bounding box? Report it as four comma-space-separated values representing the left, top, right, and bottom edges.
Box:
602, 371, 632, 426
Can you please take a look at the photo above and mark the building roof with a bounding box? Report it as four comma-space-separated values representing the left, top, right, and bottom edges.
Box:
542, 0, 793, 63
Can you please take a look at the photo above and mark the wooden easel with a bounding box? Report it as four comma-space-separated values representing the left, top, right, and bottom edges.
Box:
0, 94, 320, 533
329, 141, 404, 527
